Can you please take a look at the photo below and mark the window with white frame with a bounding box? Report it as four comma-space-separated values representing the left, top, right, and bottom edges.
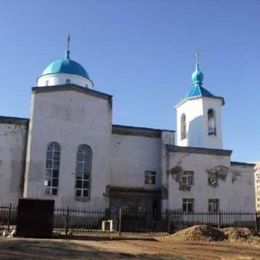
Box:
182, 198, 194, 213
181, 171, 194, 186
208, 199, 219, 213
75, 144, 92, 199
144, 171, 156, 185
45, 142, 60, 196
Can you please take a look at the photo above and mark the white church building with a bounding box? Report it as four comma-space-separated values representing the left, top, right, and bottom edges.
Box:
0, 47, 257, 213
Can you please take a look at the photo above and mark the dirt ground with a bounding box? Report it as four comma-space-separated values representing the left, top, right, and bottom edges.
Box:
0, 237, 259, 260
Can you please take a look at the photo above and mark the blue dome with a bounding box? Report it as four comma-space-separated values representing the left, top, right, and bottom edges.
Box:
191, 64, 204, 86
42, 50, 90, 79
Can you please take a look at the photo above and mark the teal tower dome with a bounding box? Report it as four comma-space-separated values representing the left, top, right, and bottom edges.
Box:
188, 53, 214, 98
191, 62, 204, 86
42, 50, 90, 79
186, 52, 224, 104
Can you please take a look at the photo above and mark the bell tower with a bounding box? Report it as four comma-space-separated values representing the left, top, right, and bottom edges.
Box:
175, 53, 224, 149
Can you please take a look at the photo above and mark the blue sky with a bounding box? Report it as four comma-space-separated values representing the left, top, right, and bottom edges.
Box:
0, 0, 259, 162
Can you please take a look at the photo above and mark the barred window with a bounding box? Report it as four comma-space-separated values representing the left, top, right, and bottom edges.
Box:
181, 171, 194, 186
45, 142, 60, 196
75, 145, 92, 199
208, 199, 219, 213
182, 198, 194, 213
144, 171, 156, 185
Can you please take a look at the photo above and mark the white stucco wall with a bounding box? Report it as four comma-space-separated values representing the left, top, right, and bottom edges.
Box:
229, 163, 255, 212
175, 97, 223, 149
167, 151, 255, 212
160, 131, 175, 212
0, 122, 28, 204
176, 98, 203, 147
111, 134, 161, 189
23, 88, 112, 210
254, 163, 260, 211
37, 73, 93, 89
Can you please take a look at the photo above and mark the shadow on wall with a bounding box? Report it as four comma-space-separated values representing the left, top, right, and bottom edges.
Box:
187, 115, 203, 147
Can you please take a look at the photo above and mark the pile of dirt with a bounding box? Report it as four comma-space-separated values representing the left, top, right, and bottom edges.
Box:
222, 227, 256, 241
162, 225, 225, 242
159, 225, 259, 243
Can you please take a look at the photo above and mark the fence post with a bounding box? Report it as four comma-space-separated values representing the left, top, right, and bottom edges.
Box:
65, 207, 70, 235
217, 210, 221, 228
105, 208, 110, 219
166, 210, 171, 233
7, 203, 12, 232
118, 208, 122, 237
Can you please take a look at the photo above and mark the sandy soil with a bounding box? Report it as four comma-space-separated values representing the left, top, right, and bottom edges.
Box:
0, 237, 259, 260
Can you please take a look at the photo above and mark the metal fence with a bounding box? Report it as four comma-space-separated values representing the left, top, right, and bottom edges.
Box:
0, 204, 17, 231
167, 211, 259, 232
0, 204, 260, 236
116, 210, 260, 234
53, 208, 110, 235
119, 210, 168, 233
35, 208, 260, 234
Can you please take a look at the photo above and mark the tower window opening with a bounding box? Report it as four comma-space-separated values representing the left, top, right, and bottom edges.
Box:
208, 109, 216, 136
181, 114, 186, 140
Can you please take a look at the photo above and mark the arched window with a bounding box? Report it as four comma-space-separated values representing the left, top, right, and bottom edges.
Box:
75, 145, 92, 199
208, 109, 216, 136
181, 114, 186, 140
66, 79, 71, 84
45, 142, 60, 195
